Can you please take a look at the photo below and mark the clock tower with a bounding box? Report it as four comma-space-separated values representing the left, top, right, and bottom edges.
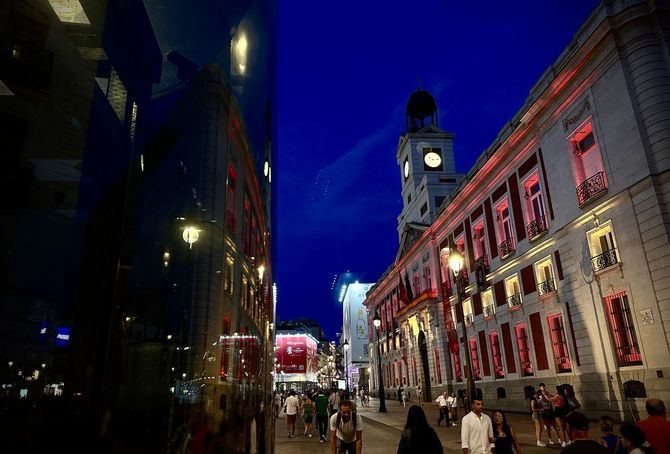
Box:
397, 88, 462, 242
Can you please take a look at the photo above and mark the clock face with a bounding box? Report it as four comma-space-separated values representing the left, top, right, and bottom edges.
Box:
424, 151, 442, 168
403, 160, 409, 179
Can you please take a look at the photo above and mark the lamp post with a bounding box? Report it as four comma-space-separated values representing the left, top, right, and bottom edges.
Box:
372, 312, 387, 412
441, 246, 475, 411
342, 340, 349, 396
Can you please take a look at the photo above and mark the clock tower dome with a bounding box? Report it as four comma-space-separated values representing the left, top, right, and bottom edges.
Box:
397, 88, 462, 242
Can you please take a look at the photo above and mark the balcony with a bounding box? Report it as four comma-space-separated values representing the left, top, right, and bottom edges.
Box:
526, 215, 548, 241
0, 34, 53, 89
591, 248, 618, 273
464, 314, 474, 326
498, 239, 515, 259
507, 293, 522, 310
483, 305, 496, 320
538, 278, 557, 297
576, 171, 608, 208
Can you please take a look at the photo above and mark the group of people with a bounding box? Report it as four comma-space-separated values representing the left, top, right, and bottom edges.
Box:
277, 388, 363, 453
529, 382, 581, 447
396, 384, 423, 407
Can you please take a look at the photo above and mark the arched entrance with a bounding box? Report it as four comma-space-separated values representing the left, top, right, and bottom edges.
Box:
418, 330, 431, 401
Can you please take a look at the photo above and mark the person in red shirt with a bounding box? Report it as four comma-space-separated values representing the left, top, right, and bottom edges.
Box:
636, 398, 670, 453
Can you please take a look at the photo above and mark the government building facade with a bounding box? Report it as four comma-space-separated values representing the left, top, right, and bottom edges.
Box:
364, 0, 670, 420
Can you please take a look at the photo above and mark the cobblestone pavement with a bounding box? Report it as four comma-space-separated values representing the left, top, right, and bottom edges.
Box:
276, 397, 572, 453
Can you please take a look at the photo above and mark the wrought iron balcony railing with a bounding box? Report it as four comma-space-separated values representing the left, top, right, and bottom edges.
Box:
576, 171, 608, 207
527, 215, 548, 241
464, 314, 474, 325
507, 293, 522, 309
498, 238, 515, 258
0, 34, 53, 89
538, 278, 556, 296
591, 248, 618, 272
483, 305, 496, 319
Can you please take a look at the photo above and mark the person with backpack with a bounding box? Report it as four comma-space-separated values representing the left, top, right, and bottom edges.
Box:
329, 400, 362, 454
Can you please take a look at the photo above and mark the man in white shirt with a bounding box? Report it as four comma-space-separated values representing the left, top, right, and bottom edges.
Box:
284, 390, 300, 438
436, 391, 449, 426
461, 397, 494, 454
329, 400, 362, 454
328, 389, 340, 415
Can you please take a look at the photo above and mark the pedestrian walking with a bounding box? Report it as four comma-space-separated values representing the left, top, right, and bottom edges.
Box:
315, 389, 330, 442
302, 396, 315, 437
416, 385, 422, 405
397, 405, 443, 454
529, 391, 546, 447
435, 391, 449, 427
359, 387, 365, 407
538, 388, 562, 446
542, 384, 569, 446
329, 400, 362, 454
491, 410, 523, 454
284, 390, 300, 438
328, 389, 340, 416
398, 386, 403, 403
274, 392, 282, 419
619, 424, 654, 454
460, 394, 494, 454
559, 411, 608, 454
401, 389, 407, 408
597, 416, 626, 454
448, 392, 458, 426
636, 398, 670, 453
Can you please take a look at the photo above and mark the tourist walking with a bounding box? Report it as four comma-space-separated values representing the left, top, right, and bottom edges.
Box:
329, 400, 362, 454
284, 390, 300, 438
397, 405, 443, 454
328, 389, 340, 416
636, 398, 670, 453
491, 410, 523, 454
302, 396, 315, 437
416, 385, 422, 405
435, 391, 449, 427
461, 394, 494, 454
315, 389, 330, 442
448, 392, 458, 426
401, 388, 407, 408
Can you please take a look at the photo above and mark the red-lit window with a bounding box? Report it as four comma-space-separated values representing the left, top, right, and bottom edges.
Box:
413, 275, 421, 295
515, 324, 533, 376
452, 351, 462, 381
523, 174, 546, 224
434, 349, 442, 384
489, 332, 505, 379
604, 292, 642, 367
455, 236, 469, 276
473, 221, 487, 262
547, 314, 572, 373
570, 122, 605, 184
469, 338, 481, 380
423, 265, 432, 293
226, 164, 237, 233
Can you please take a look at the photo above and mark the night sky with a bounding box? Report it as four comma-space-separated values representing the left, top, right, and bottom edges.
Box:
276, 0, 600, 340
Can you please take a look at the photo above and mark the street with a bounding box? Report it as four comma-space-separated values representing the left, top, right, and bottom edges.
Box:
276, 397, 571, 453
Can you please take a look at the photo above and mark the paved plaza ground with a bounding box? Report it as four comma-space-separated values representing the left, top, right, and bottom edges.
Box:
275, 396, 578, 453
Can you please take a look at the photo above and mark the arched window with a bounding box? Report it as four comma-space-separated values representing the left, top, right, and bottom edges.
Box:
523, 385, 536, 399
496, 387, 507, 399
623, 380, 646, 399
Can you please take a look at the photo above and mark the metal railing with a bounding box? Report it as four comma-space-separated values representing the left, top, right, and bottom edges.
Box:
576, 171, 608, 207
591, 248, 618, 272
498, 239, 515, 258
526, 215, 548, 241
483, 305, 496, 318
474, 254, 489, 271
538, 278, 556, 295
507, 293, 522, 309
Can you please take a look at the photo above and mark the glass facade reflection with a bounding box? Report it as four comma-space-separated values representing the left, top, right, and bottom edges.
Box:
0, 0, 275, 451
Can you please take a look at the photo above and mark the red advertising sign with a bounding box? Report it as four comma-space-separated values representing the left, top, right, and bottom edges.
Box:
275, 334, 317, 378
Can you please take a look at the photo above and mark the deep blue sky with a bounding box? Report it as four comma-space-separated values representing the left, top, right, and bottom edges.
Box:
276, 0, 600, 340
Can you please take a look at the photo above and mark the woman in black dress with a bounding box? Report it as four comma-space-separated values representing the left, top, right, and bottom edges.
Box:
397, 405, 443, 454
492, 410, 523, 454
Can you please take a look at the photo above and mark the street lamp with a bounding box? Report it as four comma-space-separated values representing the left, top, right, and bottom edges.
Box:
372, 312, 387, 412
342, 340, 349, 395
441, 246, 475, 411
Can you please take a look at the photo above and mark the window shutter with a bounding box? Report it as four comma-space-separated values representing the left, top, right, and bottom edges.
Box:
473, 292, 483, 316
508, 173, 527, 241
554, 250, 564, 280
484, 199, 498, 259
521, 265, 537, 295
501, 322, 517, 373
494, 281, 506, 307
478, 330, 491, 376
529, 312, 549, 371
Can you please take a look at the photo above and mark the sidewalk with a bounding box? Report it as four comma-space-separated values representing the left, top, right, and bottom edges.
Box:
356, 397, 564, 453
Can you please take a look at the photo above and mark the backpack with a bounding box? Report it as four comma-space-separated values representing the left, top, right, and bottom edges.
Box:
335, 410, 357, 429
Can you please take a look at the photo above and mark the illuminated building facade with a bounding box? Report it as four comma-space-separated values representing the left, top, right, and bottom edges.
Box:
341, 283, 373, 391
365, 0, 670, 419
